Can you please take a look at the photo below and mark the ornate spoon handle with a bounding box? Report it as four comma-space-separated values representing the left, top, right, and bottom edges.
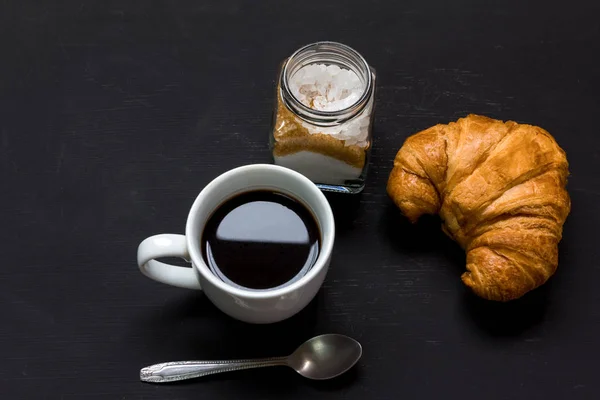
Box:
140, 357, 288, 383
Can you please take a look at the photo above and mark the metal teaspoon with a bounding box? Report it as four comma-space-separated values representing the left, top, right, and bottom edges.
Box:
140, 334, 362, 383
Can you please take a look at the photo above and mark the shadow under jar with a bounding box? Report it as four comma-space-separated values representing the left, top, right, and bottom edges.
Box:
270, 41, 376, 194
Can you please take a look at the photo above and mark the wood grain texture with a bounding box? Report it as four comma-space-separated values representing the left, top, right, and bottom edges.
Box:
0, 0, 599, 399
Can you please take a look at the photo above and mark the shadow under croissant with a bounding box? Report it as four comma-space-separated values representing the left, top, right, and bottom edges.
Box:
462, 284, 550, 337
382, 201, 549, 336
381, 201, 466, 270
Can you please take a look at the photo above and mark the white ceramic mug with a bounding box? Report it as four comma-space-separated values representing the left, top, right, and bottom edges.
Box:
137, 164, 335, 324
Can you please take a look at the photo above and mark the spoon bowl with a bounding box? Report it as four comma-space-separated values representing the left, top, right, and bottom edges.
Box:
288, 334, 362, 380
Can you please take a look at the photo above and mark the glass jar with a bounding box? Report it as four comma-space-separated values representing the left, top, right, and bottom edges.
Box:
270, 41, 376, 194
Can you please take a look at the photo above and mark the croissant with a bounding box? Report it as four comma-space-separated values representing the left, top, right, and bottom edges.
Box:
387, 114, 570, 301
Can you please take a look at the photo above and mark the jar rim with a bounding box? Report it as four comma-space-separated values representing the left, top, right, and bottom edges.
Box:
280, 41, 373, 124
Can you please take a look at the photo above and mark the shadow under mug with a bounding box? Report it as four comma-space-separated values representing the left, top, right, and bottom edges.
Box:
137, 164, 335, 324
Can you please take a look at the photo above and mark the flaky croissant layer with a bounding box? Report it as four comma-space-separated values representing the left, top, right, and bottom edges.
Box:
387, 114, 570, 301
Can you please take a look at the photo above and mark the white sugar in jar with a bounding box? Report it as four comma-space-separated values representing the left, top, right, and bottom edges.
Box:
270, 42, 376, 194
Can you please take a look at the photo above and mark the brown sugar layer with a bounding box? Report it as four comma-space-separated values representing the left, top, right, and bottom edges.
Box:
273, 91, 367, 170
273, 134, 366, 169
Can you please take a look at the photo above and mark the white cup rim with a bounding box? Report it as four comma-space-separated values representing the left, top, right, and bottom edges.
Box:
185, 164, 335, 299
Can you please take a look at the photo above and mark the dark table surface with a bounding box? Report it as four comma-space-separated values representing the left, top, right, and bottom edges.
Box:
1, 1, 599, 399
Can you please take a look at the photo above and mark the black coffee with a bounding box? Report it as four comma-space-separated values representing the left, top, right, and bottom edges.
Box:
201, 190, 320, 290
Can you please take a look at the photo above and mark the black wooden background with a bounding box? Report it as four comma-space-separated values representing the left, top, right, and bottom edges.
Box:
1, 1, 599, 399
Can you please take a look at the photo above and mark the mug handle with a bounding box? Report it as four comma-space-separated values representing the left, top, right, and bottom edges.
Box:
137, 234, 202, 290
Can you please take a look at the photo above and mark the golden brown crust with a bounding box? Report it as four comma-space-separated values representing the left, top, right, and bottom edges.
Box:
387, 114, 571, 301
